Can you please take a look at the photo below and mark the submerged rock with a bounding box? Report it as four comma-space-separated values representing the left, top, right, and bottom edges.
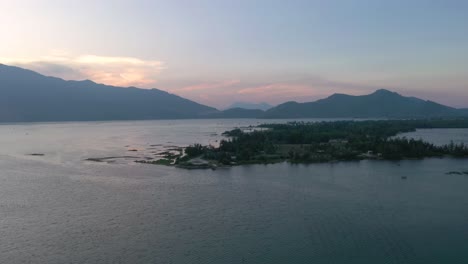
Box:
446, 171, 463, 175
85, 156, 139, 163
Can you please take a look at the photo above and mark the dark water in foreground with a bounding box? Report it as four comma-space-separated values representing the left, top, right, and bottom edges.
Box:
1, 120, 468, 264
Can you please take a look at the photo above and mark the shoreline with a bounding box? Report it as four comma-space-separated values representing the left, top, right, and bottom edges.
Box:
133, 153, 468, 170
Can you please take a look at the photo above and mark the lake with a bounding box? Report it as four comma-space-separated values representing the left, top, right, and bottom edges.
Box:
1, 119, 467, 264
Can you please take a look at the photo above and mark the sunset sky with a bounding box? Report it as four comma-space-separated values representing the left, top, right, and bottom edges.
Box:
1, 0, 467, 108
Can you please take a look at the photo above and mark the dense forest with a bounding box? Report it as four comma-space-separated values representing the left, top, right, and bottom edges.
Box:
175, 119, 468, 167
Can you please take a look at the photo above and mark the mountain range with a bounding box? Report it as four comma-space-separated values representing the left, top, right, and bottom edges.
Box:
262, 89, 465, 118
0, 64, 466, 122
0, 64, 217, 122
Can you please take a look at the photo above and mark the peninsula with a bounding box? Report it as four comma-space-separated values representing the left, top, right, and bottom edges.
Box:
137, 119, 468, 169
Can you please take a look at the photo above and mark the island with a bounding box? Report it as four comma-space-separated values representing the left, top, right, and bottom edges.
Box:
134, 119, 468, 169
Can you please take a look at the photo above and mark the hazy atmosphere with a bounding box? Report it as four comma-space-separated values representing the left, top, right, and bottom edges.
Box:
2, 1, 468, 264
1, 0, 467, 108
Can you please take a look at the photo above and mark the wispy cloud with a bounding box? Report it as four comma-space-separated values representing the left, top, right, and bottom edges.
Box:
157, 77, 379, 108
9, 52, 458, 108
237, 83, 314, 96
0, 52, 165, 87
173, 80, 241, 93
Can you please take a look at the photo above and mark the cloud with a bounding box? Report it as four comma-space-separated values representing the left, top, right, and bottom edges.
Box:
237, 83, 313, 96
4, 52, 422, 108
173, 80, 241, 93
155, 76, 380, 108
0, 52, 165, 87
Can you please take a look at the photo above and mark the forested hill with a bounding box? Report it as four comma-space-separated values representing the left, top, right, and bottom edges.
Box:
262, 89, 466, 118
0, 64, 218, 122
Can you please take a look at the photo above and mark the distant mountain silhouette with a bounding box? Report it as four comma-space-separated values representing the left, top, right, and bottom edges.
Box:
1, 64, 467, 121
0, 64, 218, 122
263, 89, 467, 118
203, 108, 264, 118
227, 102, 273, 111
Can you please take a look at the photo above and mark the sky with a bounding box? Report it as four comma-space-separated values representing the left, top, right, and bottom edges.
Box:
1, 0, 467, 109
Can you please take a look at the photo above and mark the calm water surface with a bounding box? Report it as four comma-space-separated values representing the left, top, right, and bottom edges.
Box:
1, 120, 467, 264
399, 128, 468, 146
